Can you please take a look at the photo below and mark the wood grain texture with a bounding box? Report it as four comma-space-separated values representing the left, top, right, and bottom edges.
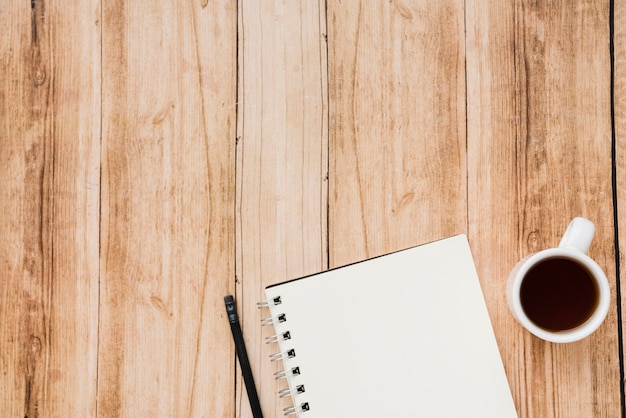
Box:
236, 1, 328, 416
98, 1, 236, 416
327, 0, 467, 267
466, 1, 620, 416
1, 1, 625, 417
0, 1, 101, 416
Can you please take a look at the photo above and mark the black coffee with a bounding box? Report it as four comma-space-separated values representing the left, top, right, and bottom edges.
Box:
520, 257, 599, 332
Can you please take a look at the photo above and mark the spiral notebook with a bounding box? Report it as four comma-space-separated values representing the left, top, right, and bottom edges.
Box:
258, 235, 518, 417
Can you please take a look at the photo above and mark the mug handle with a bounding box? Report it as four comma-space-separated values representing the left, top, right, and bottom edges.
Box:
558, 217, 595, 254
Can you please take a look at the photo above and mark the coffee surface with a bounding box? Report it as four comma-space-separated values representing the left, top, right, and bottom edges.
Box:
520, 257, 598, 332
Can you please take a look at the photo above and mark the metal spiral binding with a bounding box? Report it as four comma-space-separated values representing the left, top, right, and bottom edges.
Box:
259, 295, 311, 415
278, 385, 305, 398
261, 313, 287, 326
283, 402, 310, 416
257, 296, 282, 309
269, 348, 296, 362
274, 366, 300, 380
266, 331, 291, 344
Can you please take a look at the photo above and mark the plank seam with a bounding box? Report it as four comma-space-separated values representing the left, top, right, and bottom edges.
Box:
323, 0, 330, 272
609, 0, 626, 416
95, 0, 104, 415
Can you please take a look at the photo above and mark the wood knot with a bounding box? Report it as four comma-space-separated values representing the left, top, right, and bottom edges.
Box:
526, 229, 542, 252
33, 68, 46, 86
394, 1, 414, 20
150, 295, 172, 317
29, 336, 42, 355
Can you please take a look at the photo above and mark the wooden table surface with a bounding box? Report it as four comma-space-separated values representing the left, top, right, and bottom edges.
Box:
2, 1, 626, 417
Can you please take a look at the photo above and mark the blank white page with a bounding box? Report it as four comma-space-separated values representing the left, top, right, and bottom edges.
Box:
264, 234, 518, 417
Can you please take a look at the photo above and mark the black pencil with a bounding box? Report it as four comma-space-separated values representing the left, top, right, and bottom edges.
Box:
224, 295, 264, 418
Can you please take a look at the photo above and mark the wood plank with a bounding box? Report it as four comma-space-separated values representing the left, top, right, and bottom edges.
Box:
327, 0, 467, 268
466, 1, 620, 416
615, 0, 626, 407
236, 1, 328, 416
0, 1, 101, 416
98, 1, 236, 416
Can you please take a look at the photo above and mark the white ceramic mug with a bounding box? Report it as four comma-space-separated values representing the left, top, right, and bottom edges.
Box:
506, 217, 610, 343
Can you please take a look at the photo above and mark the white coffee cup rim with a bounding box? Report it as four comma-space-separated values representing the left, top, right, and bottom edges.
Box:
509, 248, 610, 343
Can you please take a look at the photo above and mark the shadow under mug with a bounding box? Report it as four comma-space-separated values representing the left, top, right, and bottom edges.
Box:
506, 217, 610, 343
